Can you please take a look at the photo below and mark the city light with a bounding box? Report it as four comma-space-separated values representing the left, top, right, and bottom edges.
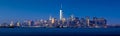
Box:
0, 4, 107, 28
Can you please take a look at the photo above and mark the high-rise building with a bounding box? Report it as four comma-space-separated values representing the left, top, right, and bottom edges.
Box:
74, 17, 80, 28
10, 21, 14, 27
51, 18, 55, 24
80, 18, 86, 27
93, 17, 98, 27
86, 16, 90, 27
28, 20, 31, 26
62, 18, 65, 22
60, 4, 63, 20
17, 21, 20, 26
49, 15, 52, 20
70, 14, 74, 21
28, 20, 34, 26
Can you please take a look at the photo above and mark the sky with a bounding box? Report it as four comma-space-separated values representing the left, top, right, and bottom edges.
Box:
0, 0, 120, 24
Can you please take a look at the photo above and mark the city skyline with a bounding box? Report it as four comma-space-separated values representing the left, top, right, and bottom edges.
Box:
0, 0, 120, 24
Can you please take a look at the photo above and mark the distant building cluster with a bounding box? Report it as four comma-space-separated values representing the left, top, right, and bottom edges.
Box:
0, 16, 107, 28
0, 5, 107, 28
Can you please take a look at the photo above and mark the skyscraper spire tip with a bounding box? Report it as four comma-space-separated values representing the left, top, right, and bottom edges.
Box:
61, 3, 62, 10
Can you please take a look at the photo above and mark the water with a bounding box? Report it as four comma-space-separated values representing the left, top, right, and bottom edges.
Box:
0, 28, 120, 36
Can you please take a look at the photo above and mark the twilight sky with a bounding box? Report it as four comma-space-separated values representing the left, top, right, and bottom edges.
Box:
0, 0, 120, 24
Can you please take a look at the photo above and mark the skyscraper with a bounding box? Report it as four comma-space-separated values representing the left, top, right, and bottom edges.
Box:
49, 15, 52, 20
86, 16, 90, 27
60, 4, 63, 20
10, 21, 14, 27
17, 21, 20, 26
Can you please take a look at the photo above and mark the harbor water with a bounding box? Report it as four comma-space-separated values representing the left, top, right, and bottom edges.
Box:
0, 28, 120, 36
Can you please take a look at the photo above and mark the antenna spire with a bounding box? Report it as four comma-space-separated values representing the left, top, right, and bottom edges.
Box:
61, 4, 62, 10
60, 3, 63, 20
